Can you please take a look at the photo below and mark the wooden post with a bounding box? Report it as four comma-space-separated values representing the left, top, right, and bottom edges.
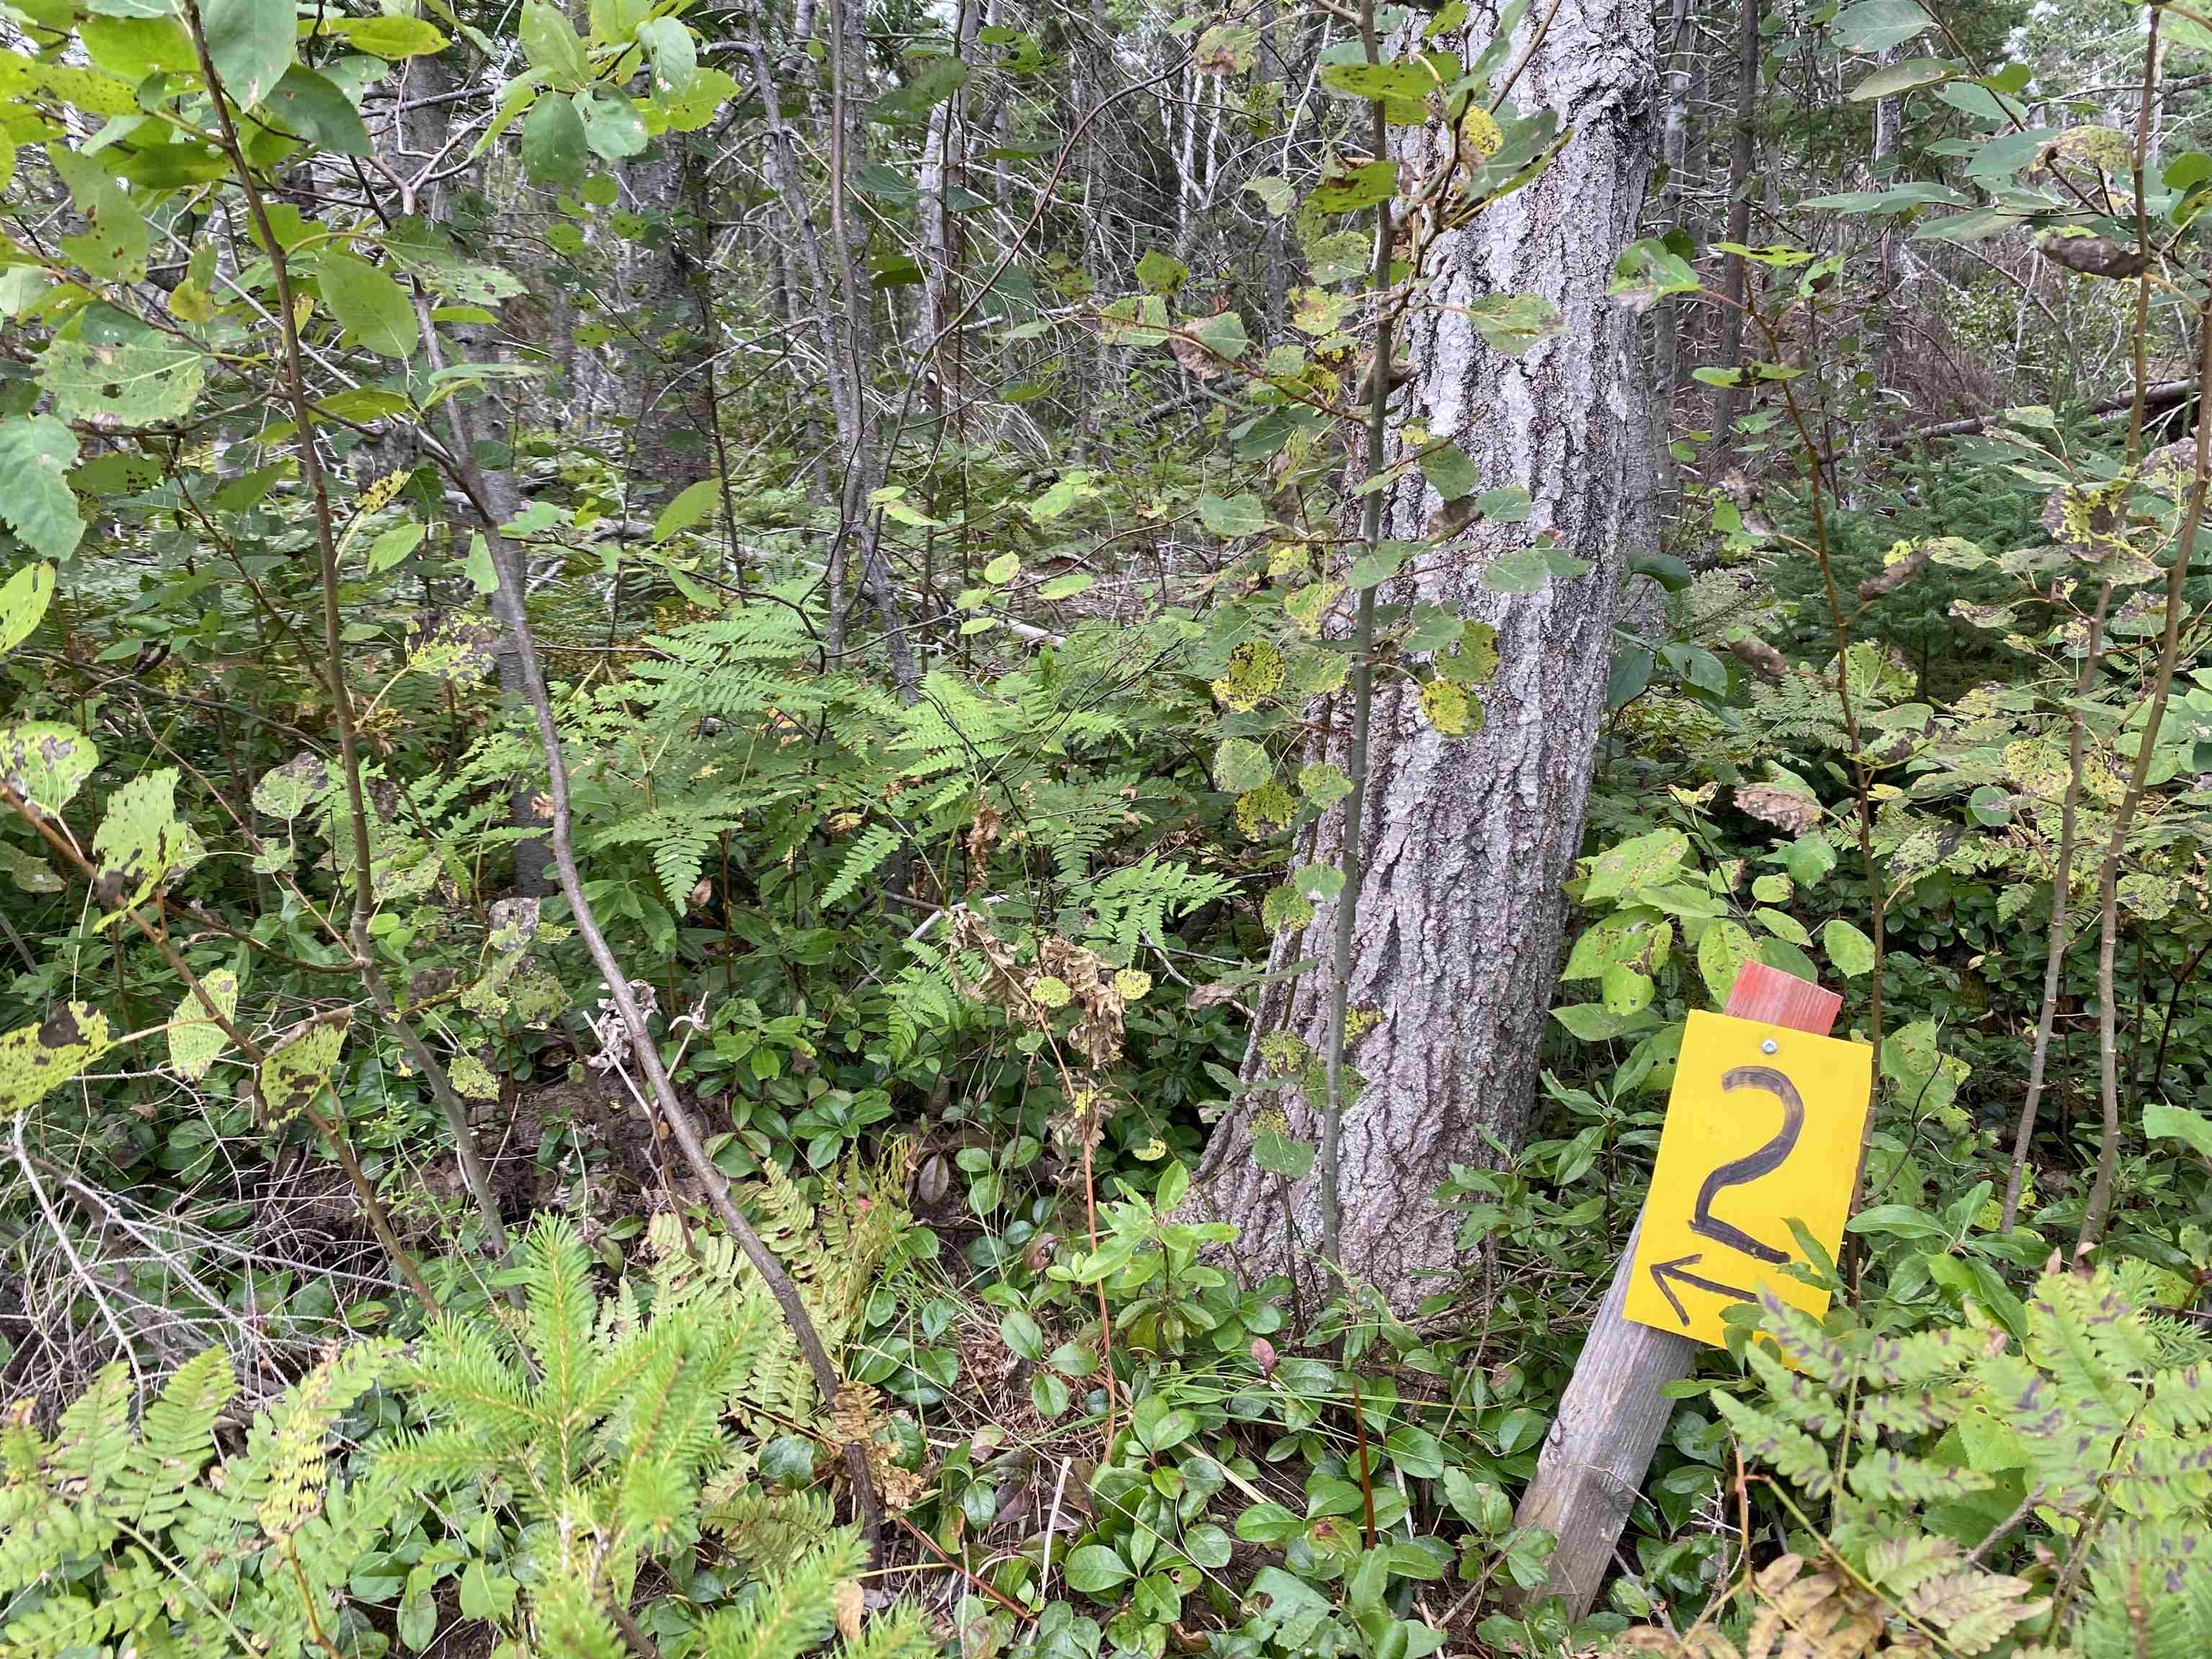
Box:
1514, 962, 1842, 1618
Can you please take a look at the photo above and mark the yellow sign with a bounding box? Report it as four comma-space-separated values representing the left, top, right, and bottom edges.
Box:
1623, 1010, 1874, 1348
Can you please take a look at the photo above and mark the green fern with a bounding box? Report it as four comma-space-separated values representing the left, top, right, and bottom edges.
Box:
1631, 1266, 2212, 1659
0, 1217, 908, 1658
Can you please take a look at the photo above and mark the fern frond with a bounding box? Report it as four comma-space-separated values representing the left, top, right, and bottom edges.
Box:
49, 1364, 134, 1496
703, 1486, 837, 1574
1845, 1449, 1993, 1505
836, 1601, 938, 1659
1714, 1393, 1835, 1497
1740, 1344, 1845, 1438
117, 1346, 233, 1532
821, 824, 899, 908
2147, 1360, 2212, 1435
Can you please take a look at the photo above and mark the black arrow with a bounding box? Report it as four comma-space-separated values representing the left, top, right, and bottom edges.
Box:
1647, 1254, 1756, 1326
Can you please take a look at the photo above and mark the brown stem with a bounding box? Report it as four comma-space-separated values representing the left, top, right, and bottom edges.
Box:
2082, 282, 2212, 1256
181, 0, 510, 1259
2003, 585, 2110, 1232
1762, 318, 1886, 1199
412, 307, 884, 1553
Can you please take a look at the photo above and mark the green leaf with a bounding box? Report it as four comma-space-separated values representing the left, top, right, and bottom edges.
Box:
80, 16, 197, 81
92, 767, 184, 912
1183, 1523, 1233, 1570
1698, 920, 1758, 1004
1030, 1370, 1071, 1418
637, 16, 697, 96
253, 753, 331, 821
1832, 0, 1933, 53
1320, 62, 1434, 102
201, 0, 296, 107
1348, 545, 1404, 589
1382, 1424, 1444, 1478
1213, 737, 1272, 793
258, 1016, 349, 1127
1784, 835, 1836, 888
0, 841, 60, 894
1584, 828, 1689, 903
1628, 549, 1691, 591
1300, 762, 1353, 809
464, 534, 500, 595
51, 150, 148, 282
1552, 1003, 1632, 1041
1849, 56, 1956, 101
260, 66, 372, 157
520, 0, 588, 83
523, 94, 590, 186
1419, 441, 1480, 500
999, 1308, 1045, 1362
872, 55, 968, 122
581, 89, 649, 159
1136, 248, 1188, 294
0, 1003, 114, 1113
317, 250, 420, 359
1845, 1203, 1948, 1241
2146, 1100, 2212, 1162
1465, 293, 1563, 356
1440, 1470, 1510, 1533
1236, 1501, 1304, 1542
0, 563, 55, 657
1199, 493, 1265, 538
326, 16, 450, 57
1028, 472, 1097, 521
1038, 572, 1093, 600
1253, 1120, 1315, 1179
457, 1563, 518, 1622
1480, 485, 1532, 523
1822, 918, 1876, 979
41, 336, 205, 425
1064, 1545, 1132, 1594
1310, 159, 1398, 214
655, 478, 721, 541
1601, 962, 1653, 1015
1480, 548, 1552, 593
367, 522, 428, 575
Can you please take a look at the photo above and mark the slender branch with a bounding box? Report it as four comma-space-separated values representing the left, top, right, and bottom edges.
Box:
410, 295, 885, 1554
2082, 276, 2212, 1256
182, 0, 509, 1261
2002, 584, 2108, 1231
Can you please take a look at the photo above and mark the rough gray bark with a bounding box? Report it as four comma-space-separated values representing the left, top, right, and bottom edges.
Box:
1192, 0, 1658, 1308
1712, 0, 1759, 446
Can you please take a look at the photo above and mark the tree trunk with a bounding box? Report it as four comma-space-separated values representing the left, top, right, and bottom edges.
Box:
1712, 0, 1759, 446
1192, 0, 1658, 1308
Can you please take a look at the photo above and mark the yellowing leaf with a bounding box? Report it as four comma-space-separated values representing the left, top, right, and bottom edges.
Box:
168, 970, 240, 1082
0, 1002, 112, 1112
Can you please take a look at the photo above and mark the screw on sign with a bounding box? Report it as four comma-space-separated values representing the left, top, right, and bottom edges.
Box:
1511, 962, 1871, 1619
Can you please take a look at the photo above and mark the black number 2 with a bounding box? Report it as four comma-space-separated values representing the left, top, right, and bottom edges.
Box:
1688, 1064, 1805, 1266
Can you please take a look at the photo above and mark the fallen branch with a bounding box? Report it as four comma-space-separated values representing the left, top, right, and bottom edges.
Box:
413, 295, 886, 1556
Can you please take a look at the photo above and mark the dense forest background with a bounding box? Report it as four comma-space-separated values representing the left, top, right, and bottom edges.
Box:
1, 0, 2211, 1654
